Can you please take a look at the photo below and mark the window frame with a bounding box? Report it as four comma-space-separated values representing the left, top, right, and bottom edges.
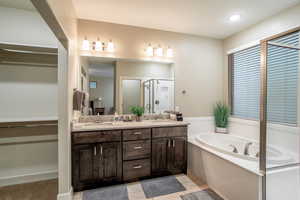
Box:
228, 45, 261, 122
228, 36, 300, 126
89, 81, 97, 89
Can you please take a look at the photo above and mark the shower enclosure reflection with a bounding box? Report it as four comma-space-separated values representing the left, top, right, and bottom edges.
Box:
143, 79, 174, 114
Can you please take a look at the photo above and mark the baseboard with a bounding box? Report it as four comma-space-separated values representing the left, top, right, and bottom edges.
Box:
209, 185, 230, 200
57, 187, 73, 200
0, 170, 58, 187
186, 170, 207, 187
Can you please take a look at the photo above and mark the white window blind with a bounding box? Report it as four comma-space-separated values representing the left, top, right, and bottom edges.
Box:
267, 31, 299, 125
232, 45, 261, 119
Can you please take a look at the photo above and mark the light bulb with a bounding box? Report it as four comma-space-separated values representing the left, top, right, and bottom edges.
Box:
229, 14, 240, 22
107, 39, 115, 52
155, 46, 163, 57
94, 38, 103, 51
166, 47, 173, 58
82, 37, 90, 51
146, 44, 154, 57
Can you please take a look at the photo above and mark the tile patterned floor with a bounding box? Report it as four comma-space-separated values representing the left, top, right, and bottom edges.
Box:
73, 174, 209, 200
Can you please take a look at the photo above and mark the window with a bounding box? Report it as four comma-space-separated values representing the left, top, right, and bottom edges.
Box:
89, 81, 97, 89
230, 31, 299, 125
230, 45, 261, 120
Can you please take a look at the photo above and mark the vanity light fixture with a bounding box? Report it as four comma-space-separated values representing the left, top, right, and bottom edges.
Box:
155, 45, 163, 57
166, 46, 173, 58
82, 36, 90, 51
94, 37, 103, 51
107, 39, 115, 52
146, 43, 154, 57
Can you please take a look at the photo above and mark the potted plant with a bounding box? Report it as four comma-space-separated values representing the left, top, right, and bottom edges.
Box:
130, 106, 145, 122
213, 102, 230, 133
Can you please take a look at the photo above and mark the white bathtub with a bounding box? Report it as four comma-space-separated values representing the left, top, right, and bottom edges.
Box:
195, 133, 295, 166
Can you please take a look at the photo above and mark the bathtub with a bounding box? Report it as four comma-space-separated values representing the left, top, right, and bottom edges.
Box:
195, 133, 295, 166
187, 133, 299, 200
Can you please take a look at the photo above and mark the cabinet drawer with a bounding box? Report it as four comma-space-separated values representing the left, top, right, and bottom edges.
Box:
123, 129, 151, 141
72, 130, 121, 144
123, 159, 150, 181
152, 126, 187, 138
123, 140, 150, 160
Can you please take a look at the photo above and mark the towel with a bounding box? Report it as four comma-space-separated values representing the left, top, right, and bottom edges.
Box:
82, 92, 90, 115
73, 90, 84, 111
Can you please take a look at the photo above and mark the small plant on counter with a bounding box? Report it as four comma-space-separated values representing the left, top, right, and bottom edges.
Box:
213, 102, 230, 133
130, 106, 145, 122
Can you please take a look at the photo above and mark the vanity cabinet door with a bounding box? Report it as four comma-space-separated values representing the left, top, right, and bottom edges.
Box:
151, 138, 169, 175
72, 144, 97, 190
95, 142, 122, 182
168, 137, 187, 173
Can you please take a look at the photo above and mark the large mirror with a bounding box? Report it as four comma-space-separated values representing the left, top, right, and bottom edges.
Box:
80, 56, 174, 115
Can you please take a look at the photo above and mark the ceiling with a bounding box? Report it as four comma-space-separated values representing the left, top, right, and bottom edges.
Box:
0, 0, 35, 11
72, 0, 300, 39
1, 0, 299, 39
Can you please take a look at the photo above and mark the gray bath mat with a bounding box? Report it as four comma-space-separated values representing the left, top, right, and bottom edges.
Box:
180, 189, 223, 200
83, 185, 129, 200
141, 175, 186, 198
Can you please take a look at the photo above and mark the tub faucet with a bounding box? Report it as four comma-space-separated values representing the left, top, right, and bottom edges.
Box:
244, 142, 253, 156
229, 145, 238, 153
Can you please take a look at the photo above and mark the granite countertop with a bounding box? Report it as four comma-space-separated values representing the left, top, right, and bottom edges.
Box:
72, 120, 189, 132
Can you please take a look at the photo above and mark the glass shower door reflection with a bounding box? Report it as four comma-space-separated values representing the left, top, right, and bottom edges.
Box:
265, 31, 300, 200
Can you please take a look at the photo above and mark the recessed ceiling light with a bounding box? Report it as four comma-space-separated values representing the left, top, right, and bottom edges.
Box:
229, 14, 241, 22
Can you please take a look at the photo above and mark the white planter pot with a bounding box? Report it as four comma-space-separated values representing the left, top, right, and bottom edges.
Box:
215, 127, 228, 134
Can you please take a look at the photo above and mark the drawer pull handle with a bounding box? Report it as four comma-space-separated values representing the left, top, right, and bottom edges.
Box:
94, 146, 97, 156
133, 132, 142, 135
100, 145, 103, 155
173, 139, 175, 148
134, 146, 142, 150
133, 165, 142, 169
168, 139, 171, 148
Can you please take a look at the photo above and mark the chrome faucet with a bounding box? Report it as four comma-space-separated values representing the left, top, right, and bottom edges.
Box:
229, 145, 238, 153
244, 142, 253, 156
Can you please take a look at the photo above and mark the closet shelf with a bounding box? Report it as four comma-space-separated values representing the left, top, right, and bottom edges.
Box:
0, 43, 58, 68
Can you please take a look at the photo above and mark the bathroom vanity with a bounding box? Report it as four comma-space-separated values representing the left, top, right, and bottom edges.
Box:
71, 121, 188, 191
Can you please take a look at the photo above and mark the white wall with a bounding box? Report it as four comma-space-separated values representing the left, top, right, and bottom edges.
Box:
0, 6, 59, 187
0, 136, 58, 187
0, 7, 57, 47
0, 65, 58, 121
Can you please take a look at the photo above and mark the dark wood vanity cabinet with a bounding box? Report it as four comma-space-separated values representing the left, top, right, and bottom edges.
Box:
168, 137, 187, 173
72, 131, 122, 191
73, 144, 97, 186
72, 126, 187, 191
152, 127, 187, 176
95, 142, 122, 182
